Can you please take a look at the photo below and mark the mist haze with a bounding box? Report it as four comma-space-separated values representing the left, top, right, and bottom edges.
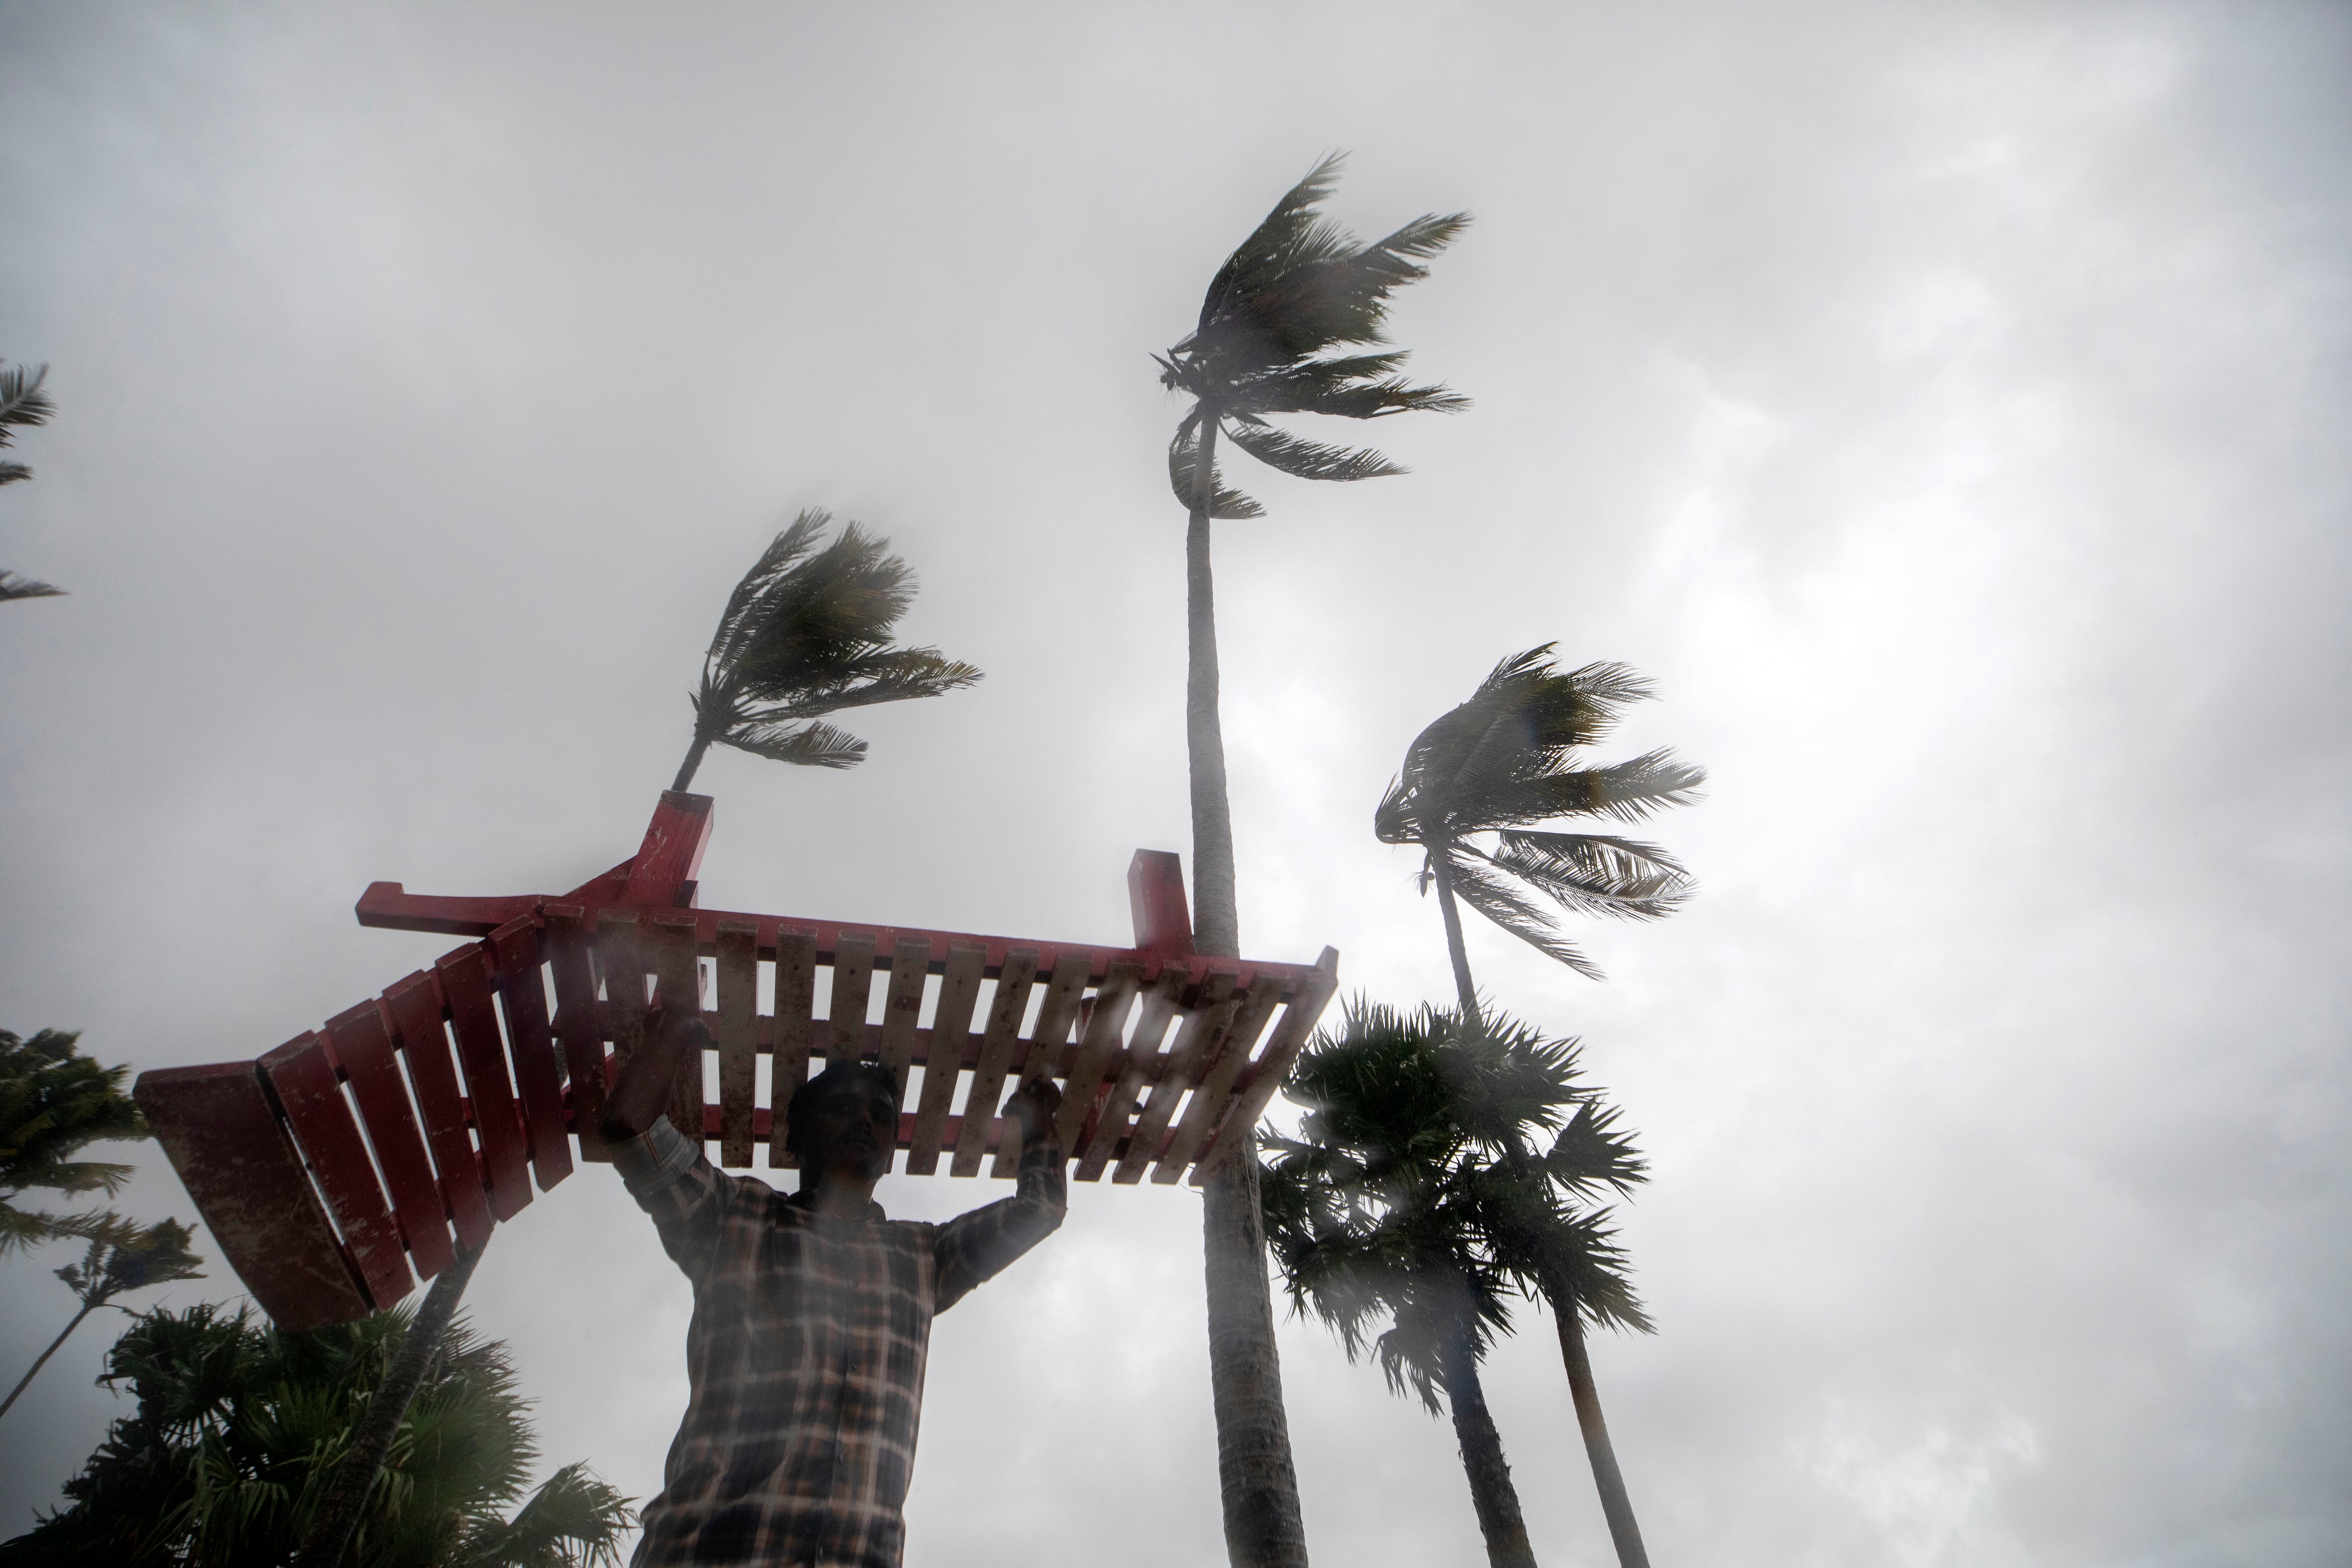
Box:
3, 5, 2347, 1564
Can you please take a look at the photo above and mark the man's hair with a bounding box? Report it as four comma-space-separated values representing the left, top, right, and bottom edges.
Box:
783, 1059, 903, 1157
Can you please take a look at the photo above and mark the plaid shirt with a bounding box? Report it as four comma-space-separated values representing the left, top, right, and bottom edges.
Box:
613, 1116, 1066, 1568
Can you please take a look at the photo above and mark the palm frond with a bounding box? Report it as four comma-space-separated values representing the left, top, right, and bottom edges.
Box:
1477, 749, 1709, 828
0, 363, 52, 479
1168, 423, 1263, 518
1221, 419, 1403, 482
720, 718, 866, 770
1473, 831, 1696, 921
1444, 856, 1605, 980
1, 571, 64, 601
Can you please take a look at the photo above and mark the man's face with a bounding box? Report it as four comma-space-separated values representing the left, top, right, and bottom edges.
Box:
802, 1078, 899, 1186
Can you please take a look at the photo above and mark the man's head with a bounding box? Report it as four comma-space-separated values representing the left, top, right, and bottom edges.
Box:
784, 1060, 902, 1191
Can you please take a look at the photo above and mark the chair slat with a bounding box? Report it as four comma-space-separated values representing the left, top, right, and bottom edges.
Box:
259, 1031, 413, 1307
770, 927, 818, 1168
382, 971, 494, 1248
1156, 974, 1286, 1184
874, 936, 930, 1091
135, 1063, 371, 1331
907, 943, 985, 1174
542, 908, 610, 1162
950, 947, 1037, 1178
1194, 952, 1340, 1179
492, 918, 573, 1192
1076, 965, 1185, 1183
993, 950, 1093, 1177
714, 920, 759, 1167
650, 913, 705, 1151
1056, 963, 1143, 1155
831, 930, 877, 1060
323, 1000, 454, 1279
1112, 966, 1228, 1185
437, 945, 534, 1221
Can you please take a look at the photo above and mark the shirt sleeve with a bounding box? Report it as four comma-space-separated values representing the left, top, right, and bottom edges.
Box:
611, 1116, 733, 1281
933, 1131, 1066, 1314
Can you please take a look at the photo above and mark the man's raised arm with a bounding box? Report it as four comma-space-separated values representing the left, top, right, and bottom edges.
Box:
934, 1078, 1067, 1313
604, 1013, 731, 1276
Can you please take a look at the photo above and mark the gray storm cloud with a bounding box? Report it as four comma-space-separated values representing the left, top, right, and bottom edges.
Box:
2, 4, 2346, 1564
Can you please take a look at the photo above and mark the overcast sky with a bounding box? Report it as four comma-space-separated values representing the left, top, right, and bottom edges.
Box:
3, 4, 2348, 1564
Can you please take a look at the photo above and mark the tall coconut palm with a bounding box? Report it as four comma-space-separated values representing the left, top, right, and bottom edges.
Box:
672, 509, 981, 792
1375, 646, 1706, 1023
1373, 645, 1700, 1568
4, 1301, 633, 1566
0, 1218, 205, 1422
1261, 1002, 1648, 1568
1160, 153, 1467, 1568
1, 359, 63, 603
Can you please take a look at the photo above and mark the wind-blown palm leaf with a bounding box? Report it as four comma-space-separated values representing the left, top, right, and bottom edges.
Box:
1376, 646, 1705, 986
0, 573, 63, 603
1160, 154, 1467, 522
0, 362, 52, 487
1168, 420, 1264, 518
1222, 420, 1403, 482
674, 509, 981, 791
2, 1028, 145, 1256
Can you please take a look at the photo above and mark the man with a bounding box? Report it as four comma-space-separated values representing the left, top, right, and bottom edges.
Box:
602, 1009, 1066, 1568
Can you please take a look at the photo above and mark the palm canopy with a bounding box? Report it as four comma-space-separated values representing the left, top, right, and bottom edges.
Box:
1, 1028, 146, 1255
1156, 153, 1470, 521
1262, 1001, 1651, 1413
1376, 645, 1707, 983
4, 1302, 634, 1567
674, 509, 981, 790
0, 360, 51, 488
2, 360, 63, 603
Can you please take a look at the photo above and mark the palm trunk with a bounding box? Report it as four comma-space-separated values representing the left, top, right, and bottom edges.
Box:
1442, 1303, 1539, 1568
1188, 406, 1310, 1568
1550, 1292, 1650, 1568
1428, 853, 1482, 1028
296, 1240, 485, 1567
671, 732, 713, 793
0, 1301, 97, 1422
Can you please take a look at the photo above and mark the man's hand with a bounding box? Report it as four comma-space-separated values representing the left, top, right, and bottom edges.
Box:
1002, 1077, 1064, 1148
601, 1010, 711, 1143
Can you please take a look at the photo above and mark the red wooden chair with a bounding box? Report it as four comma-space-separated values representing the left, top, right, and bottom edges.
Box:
135, 793, 1340, 1330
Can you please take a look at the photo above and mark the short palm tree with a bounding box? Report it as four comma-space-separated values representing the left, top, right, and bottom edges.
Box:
3, 1301, 633, 1567
1262, 1002, 1648, 1568
1160, 153, 1467, 1568
1375, 645, 1706, 1020
0, 1027, 146, 1255
672, 509, 981, 792
1, 359, 62, 603
0, 1218, 205, 1423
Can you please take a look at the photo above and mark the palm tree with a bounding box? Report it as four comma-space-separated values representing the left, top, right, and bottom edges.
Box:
1375, 645, 1706, 1024
1160, 152, 1467, 1568
671, 509, 981, 792
0, 1218, 205, 1422
2, 1301, 634, 1567
2, 359, 63, 603
1261, 1002, 1649, 1568
1373, 645, 1701, 1568
1, 1027, 146, 1255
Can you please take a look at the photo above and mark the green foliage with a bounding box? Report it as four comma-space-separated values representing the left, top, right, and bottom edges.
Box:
675, 509, 981, 789
1157, 153, 1468, 519
0, 1028, 145, 1256
1375, 645, 1707, 979
52, 1218, 206, 1315
1, 360, 63, 602
1, 1303, 633, 1568
1262, 1001, 1649, 1414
